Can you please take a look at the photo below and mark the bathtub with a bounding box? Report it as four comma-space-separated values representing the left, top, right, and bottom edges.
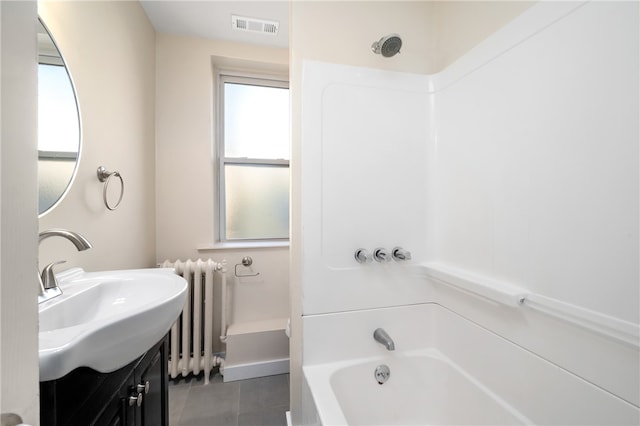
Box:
302, 303, 639, 425
304, 348, 527, 425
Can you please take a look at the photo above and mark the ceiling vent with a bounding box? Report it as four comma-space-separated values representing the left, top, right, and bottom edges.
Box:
231, 15, 279, 36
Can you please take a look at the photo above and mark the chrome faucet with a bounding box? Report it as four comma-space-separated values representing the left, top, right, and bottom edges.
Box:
392, 247, 411, 261
373, 248, 392, 262
38, 229, 92, 303
373, 328, 395, 351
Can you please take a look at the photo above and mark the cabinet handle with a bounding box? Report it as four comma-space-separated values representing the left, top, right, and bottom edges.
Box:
129, 393, 143, 407
137, 381, 150, 395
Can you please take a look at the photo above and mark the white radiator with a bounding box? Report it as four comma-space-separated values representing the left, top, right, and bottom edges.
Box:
160, 258, 227, 385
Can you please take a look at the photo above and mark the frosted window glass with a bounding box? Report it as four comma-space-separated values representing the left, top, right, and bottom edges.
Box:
38, 158, 76, 213
225, 165, 289, 240
224, 83, 289, 160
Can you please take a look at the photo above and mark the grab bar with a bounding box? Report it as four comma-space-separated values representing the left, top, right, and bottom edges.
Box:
420, 263, 527, 307
419, 262, 639, 347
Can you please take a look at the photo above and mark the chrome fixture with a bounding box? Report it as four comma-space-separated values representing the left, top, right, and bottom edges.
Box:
392, 247, 412, 261
40, 260, 67, 293
354, 248, 373, 264
374, 364, 391, 385
38, 228, 92, 303
97, 166, 124, 211
373, 328, 395, 351
373, 247, 391, 262
39, 228, 92, 250
235, 256, 260, 277
371, 34, 402, 57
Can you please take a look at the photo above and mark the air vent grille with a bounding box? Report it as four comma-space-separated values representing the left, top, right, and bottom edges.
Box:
232, 15, 279, 36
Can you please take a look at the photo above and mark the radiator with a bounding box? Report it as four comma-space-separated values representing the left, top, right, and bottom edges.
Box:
160, 258, 227, 385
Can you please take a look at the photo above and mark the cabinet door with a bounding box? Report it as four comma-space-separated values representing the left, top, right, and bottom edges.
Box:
136, 336, 168, 426
39, 335, 169, 426
95, 396, 134, 426
139, 351, 163, 426
94, 373, 135, 426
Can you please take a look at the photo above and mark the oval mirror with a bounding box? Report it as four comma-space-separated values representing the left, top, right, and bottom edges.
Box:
37, 18, 81, 217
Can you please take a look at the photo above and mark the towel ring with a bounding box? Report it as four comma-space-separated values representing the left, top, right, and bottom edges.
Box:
97, 166, 124, 211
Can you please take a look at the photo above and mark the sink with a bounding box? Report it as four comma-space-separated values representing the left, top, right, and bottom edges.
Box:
39, 267, 187, 381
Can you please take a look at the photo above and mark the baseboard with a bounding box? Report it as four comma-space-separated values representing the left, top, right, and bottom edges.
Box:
222, 357, 290, 382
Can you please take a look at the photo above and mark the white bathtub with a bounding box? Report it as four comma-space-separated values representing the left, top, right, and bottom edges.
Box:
305, 349, 527, 425
302, 304, 639, 425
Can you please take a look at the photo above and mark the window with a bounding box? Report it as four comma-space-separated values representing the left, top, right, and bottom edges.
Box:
218, 75, 290, 242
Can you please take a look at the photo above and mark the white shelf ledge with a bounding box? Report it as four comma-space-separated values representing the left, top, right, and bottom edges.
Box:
420, 262, 527, 307
419, 262, 639, 348
523, 293, 639, 348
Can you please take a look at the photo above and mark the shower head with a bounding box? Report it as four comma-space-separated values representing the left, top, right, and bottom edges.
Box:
371, 34, 402, 58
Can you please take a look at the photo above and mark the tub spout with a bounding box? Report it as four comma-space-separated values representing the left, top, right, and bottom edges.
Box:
373, 328, 395, 351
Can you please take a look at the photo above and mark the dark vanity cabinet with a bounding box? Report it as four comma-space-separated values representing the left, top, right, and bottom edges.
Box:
40, 335, 169, 426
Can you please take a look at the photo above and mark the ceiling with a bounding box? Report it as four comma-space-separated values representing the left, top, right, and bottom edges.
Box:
140, 1, 289, 49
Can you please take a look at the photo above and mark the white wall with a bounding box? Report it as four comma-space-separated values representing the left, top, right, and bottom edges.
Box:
296, 0, 639, 422
429, 1, 639, 405
290, 3, 436, 420
38, 1, 156, 272
300, 62, 432, 315
0, 2, 40, 423
154, 33, 290, 352
433, 0, 639, 324
290, 2, 535, 422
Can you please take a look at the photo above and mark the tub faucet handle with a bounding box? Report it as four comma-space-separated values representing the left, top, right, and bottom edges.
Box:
373, 248, 391, 262
392, 247, 412, 261
354, 248, 373, 264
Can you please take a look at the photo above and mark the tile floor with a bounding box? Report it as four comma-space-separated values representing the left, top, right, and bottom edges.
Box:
169, 372, 290, 426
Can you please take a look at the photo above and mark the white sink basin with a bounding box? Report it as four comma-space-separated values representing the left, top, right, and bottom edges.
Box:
39, 267, 187, 381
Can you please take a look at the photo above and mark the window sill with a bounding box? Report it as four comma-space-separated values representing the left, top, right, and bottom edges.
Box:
197, 240, 289, 251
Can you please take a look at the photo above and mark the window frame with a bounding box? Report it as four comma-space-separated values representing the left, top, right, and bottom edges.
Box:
216, 73, 290, 243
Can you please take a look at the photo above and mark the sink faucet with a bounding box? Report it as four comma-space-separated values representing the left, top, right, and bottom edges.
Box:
373, 328, 395, 351
38, 229, 92, 303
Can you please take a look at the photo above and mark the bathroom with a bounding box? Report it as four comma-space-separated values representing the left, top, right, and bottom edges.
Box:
1, 1, 638, 425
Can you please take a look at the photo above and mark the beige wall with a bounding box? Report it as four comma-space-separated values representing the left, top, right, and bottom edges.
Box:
291, 1, 438, 73
38, 1, 156, 272
289, 1, 534, 422
436, 1, 535, 70
155, 33, 290, 352
1, 1, 40, 423
155, 32, 288, 262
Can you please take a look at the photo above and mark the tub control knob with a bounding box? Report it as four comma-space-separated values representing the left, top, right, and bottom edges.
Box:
373, 248, 391, 262
392, 247, 412, 261
354, 248, 373, 264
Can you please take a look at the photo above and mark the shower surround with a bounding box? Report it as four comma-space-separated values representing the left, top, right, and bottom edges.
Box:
297, 1, 639, 423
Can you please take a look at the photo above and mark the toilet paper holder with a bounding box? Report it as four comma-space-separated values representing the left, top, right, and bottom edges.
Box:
234, 256, 260, 277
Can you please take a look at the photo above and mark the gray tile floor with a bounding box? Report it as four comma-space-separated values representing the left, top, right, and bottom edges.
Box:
169, 373, 290, 426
